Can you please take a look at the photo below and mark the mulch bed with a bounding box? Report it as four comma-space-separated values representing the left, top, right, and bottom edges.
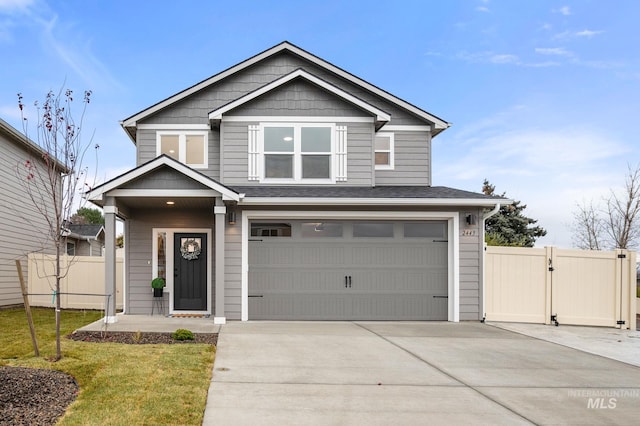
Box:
0, 331, 217, 425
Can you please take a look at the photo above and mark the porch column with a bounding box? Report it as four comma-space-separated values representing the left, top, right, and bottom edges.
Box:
213, 201, 226, 324
104, 196, 118, 323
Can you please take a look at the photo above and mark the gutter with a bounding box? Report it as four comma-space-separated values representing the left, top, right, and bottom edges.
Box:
482, 203, 501, 220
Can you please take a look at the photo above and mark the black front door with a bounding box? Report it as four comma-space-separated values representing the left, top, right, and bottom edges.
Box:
174, 233, 207, 311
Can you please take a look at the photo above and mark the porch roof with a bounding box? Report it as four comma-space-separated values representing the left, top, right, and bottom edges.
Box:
234, 185, 510, 207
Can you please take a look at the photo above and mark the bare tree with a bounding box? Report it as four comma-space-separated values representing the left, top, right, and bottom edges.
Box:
571, 201, 604, 250
604, 165, 640, 249
16, 88, 97, 360
571, 165, 640, 250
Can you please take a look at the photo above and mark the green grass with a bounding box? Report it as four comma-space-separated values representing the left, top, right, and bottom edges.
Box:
0, 307, 215, 425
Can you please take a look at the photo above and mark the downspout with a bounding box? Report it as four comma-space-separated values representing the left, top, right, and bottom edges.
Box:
481, 203, 500, 323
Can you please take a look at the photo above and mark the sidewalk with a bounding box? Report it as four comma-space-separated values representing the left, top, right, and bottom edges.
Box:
488, 322, 640, 367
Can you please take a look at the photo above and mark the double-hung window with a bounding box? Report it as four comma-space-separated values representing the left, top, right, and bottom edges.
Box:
374, 132, 394, 170
157, 131, 208, 168
261, 123, 334, 183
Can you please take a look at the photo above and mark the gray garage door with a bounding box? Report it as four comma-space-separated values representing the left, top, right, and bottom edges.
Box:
248, 220, 448, 320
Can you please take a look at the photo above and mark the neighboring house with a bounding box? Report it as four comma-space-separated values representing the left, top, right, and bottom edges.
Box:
66, 224, 105, 256
88, 42, 507, 323
0, 118, 60, 306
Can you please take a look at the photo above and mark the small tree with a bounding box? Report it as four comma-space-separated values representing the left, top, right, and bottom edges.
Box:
482, 179, 547, 247
571, 165, 640, 250
16, 88, 97, 360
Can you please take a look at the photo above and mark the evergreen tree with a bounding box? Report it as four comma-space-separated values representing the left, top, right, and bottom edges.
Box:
482, 179, 547, 247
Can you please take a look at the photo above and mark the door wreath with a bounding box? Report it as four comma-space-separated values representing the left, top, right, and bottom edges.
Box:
180, 238, 201, 260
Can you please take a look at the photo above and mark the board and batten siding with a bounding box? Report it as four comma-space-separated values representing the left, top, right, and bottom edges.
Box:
0, 130, 56, 306
221, 120, 374, 186
125, 209, 215, 314
375, 131, 431, 186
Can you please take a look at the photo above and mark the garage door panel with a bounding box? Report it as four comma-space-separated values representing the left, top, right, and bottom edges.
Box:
249, 220, 448, 320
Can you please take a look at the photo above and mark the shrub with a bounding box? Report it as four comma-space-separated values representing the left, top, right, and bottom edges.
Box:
172, 329, 194, 341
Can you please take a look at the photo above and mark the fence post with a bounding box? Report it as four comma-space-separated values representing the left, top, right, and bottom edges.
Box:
544, 246, 553, 325
629, 251, 637, 331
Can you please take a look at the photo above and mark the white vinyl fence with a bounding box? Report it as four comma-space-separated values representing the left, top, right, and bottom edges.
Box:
485, 246, 636, 329
28, 253, 123, 310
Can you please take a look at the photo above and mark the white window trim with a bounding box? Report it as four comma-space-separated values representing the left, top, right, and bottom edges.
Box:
375, 132, 394, 170
258, 123, 336, 184
156, 131, 208, 169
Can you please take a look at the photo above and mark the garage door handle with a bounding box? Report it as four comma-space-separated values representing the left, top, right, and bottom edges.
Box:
248, 295, 263, 298
345, 276, 348, 288
348, 276, 352, 288
433, 295, 448, 298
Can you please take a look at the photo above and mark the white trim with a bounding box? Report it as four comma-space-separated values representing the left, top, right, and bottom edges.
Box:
213, 316, 226, 325
223, 116, 373, 123
103, 206, 118, 214
85, 156, 240, 202
156, 130, 208, 169
209, 69, 390, 124
239, 197, 509, 207
213, 206, 226, 214
153, 228, 212, 316
248, 125, 260, 181
335, 125, 347, 182
374, 132, 394, 170
138, 124, 210, 130
241, 210, 460, 322
108, 189, 221, 198
380, 125, 431, 132
258, 122, 336, 184
122, 42, 448, 130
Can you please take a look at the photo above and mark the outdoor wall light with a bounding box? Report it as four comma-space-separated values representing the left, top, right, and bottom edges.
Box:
465, 213, 477, 226
227, 210, 237, 225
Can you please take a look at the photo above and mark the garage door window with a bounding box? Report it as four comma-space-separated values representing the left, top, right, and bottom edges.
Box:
251, 223, 292, 237
403, 222, 447, 239
301, 222, 343, 238
353, 222, 394, 238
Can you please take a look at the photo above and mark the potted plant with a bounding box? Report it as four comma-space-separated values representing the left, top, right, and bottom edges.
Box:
151, 277, 165, 297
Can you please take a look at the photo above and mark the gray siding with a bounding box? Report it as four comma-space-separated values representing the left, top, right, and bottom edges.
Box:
135, 129, 220, 180
73, 239, 104, 257
125, 209, 215, 314
0, 130, 56, 306
221, 121, 373, 186
230, 79, 371, 117
224, 222, 242, 320
140, 51, 427, 127
375, 131, 431, 186
458, 209, 483, 321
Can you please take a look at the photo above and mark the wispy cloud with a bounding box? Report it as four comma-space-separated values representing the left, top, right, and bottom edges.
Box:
535, 47, 574, 57
0, 0, 34, 13
553, 6, 571, 16
457, 50, 559, 68
554, 29, 604, 40
476, 6, 490, 13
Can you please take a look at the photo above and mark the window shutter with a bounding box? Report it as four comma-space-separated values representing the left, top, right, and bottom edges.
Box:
248, 125, 259, 181
335, 126, 347, 182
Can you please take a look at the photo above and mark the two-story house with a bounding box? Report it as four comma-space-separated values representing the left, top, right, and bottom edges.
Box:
88, 42, 505, 324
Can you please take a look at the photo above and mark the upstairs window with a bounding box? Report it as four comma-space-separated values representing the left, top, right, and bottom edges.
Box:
260, 123, 334, 183
157, 131, 208, 168
374, 132, 394, 170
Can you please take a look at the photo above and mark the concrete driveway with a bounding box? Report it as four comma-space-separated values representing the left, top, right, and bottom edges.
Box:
203, 322, 640, 425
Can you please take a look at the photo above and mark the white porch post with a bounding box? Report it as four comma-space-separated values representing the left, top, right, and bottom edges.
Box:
213, 200, 226, 324
104, 196, 118, 323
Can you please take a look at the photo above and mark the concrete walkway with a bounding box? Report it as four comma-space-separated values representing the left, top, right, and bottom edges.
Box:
76, 313, 221, 334
203, 321, 640, 425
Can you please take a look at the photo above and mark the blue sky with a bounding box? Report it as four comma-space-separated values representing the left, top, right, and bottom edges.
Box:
1, 0, 638, 247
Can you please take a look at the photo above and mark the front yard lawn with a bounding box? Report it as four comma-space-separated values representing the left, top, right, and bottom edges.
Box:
0, 307, 215, 425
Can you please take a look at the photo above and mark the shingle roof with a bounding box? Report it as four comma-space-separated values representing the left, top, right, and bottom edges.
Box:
68, 224, 104, 238
233, 185, 506, 200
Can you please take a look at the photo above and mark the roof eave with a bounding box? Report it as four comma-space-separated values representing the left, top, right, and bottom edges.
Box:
238, 197, 512, 207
